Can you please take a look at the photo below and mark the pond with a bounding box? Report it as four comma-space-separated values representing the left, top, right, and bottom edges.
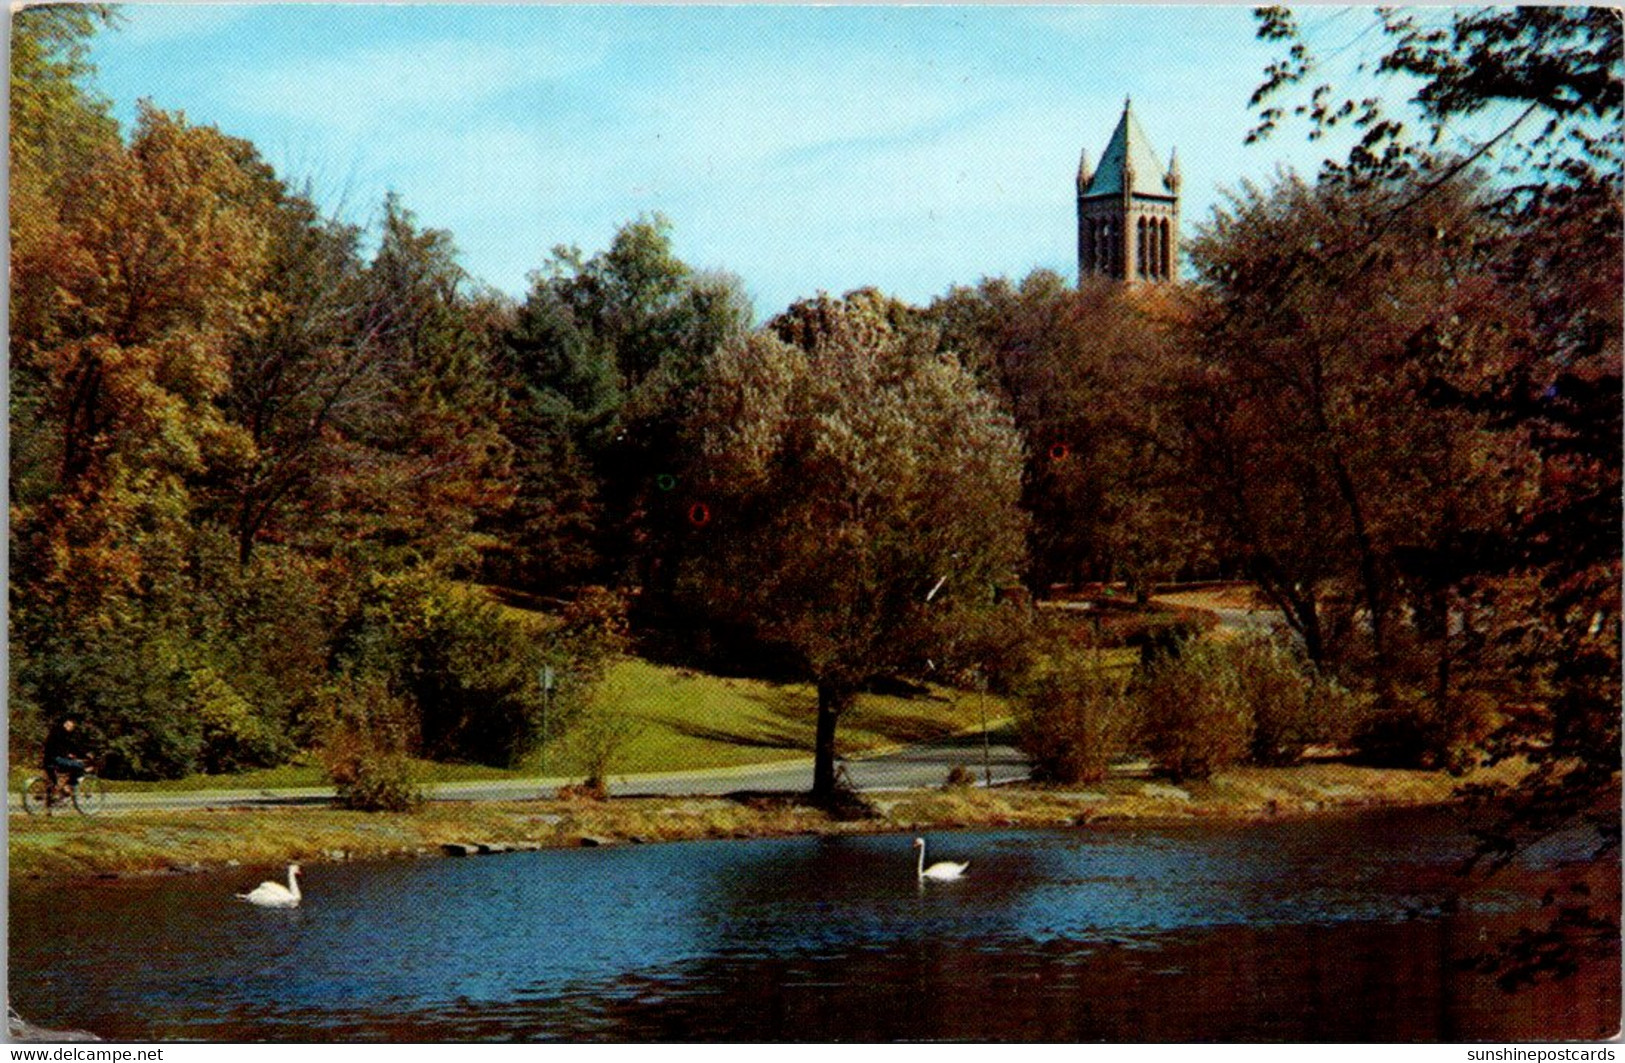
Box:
9, 806, 1618, 1041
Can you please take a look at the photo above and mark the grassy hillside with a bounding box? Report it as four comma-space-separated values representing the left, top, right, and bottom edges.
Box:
572, 657, 1012, 774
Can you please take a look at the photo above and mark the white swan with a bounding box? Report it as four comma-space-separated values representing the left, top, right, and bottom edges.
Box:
237, 863, 302, 908
913, 837, 968, 881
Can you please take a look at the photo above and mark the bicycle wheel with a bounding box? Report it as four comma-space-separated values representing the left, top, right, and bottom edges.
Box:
72, 775, 108, 816
20, 777, 52, 816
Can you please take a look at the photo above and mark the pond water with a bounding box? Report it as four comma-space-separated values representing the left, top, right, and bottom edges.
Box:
10, 807, 1618, 1041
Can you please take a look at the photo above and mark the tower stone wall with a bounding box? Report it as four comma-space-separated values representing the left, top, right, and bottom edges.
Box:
1077, 99, 1180, 283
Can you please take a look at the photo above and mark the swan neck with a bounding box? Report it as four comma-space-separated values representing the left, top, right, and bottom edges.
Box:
288, 868, 301, 899
916, 841, 924, 879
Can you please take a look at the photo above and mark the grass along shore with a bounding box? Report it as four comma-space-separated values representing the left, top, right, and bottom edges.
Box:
10, 759, 1525, 884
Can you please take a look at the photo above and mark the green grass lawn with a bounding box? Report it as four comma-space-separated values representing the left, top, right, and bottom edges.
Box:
18, 652, 1146, 793
565, 657, 1011, 775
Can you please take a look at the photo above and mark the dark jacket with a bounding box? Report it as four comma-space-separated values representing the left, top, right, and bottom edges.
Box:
42, 722, 79, 765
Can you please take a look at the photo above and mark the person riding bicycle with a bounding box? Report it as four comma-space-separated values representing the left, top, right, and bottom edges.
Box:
42, 717, 89, 798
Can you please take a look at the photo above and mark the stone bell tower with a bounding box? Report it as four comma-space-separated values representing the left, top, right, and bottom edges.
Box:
1077, 98, 1180, 283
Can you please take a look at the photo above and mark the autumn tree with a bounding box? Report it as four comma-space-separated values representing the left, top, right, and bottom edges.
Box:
7, 14, 609, 779
325, 195, 514, 573
11, 100, 278, 621
9, 5, 121, 571
673, 291, 1027, 799
9, 90, 297, 772
210, 185, 378, 566
929, 271, 1205, 598
1178, 172, 1534, 723
1249, 5, 1620, 984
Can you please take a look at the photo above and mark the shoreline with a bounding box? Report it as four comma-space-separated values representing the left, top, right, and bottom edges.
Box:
9, 760, 1525, 885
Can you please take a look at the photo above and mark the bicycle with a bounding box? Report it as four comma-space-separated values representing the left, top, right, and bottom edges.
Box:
20, 764, 107, 816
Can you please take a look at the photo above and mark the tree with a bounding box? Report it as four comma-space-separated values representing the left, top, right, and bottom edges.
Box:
1250, 5, 1620, 985
11, 103, 273, 631
497, 215, 751, 591
1178, 171, 1529, 714
8, 5, 118, 221
211, 186, 380, 567
329, 195, 514, 573
673, 291, 1027, 799
8, 90, 303, 774
9, 4, 123, 621
928, 271, 1206, 597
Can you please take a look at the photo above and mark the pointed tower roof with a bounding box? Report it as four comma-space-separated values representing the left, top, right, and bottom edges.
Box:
1081, 98, 1173, 199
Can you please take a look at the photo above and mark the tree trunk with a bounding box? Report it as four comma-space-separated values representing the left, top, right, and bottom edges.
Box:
1430, 587, 1453, 745
1326, 447, 1395, 709
812, 679, 850, 800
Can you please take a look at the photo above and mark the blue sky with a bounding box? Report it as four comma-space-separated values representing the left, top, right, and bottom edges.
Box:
81, 4, 1406, 316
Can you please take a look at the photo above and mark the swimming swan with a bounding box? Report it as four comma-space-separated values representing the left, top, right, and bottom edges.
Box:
913, 838, 968, 881
237, 863, 302, 908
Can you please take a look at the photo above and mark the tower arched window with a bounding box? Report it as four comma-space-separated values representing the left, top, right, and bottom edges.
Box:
1160, 218, 1172, 279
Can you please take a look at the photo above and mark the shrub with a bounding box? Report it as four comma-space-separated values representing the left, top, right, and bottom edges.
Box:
1017, 654, 1136, 784
1231, 636, 1360, 766
1136, 639, 1254, 782
559, 585, 632, 657
409, 595, 548, 767
12, 530, 337, 780
562, 703, 645, 791
944, 763, 977, 789
1353, 690, 1493, 773
29, 625, 203, 780
1052, 601, 1220, 652
317, 674, 423, 812
336, 575, 618, 769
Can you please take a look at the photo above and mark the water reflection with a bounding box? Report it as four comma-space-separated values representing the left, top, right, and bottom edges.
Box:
10, 808, 1618, 1041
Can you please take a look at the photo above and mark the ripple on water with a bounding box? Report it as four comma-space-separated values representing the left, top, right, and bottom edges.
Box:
9, 808, 1618, 1041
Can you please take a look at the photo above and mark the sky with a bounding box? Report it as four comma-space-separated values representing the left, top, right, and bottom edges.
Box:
77, 4, 1418, 317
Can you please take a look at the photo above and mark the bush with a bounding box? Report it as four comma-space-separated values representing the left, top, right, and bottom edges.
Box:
1232, 636, 1359, 766
11, 530, 336, 780
562, 704, 645, 791
1017, 654, 1136, 784
409, 595, 549, 767
188, 666, 292, 775
335, 575, 619, 769
26, 625, 203, 781
1136, 639, 1254, 782
1353, 690, 1493, 773
1051, 601, 1220, 652
317, 674, 423, 812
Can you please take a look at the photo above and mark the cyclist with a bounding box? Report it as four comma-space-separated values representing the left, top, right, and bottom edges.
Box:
42, 717, 89, 801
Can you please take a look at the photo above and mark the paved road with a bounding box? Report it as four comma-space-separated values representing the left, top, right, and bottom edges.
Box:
1208, 606, 1288, 635
19, 730, 1030, 814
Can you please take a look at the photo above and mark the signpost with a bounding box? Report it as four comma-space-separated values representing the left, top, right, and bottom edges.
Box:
539, 665, 556, 779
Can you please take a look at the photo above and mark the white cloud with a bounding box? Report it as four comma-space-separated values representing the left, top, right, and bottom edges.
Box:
221, 35, 608, 135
